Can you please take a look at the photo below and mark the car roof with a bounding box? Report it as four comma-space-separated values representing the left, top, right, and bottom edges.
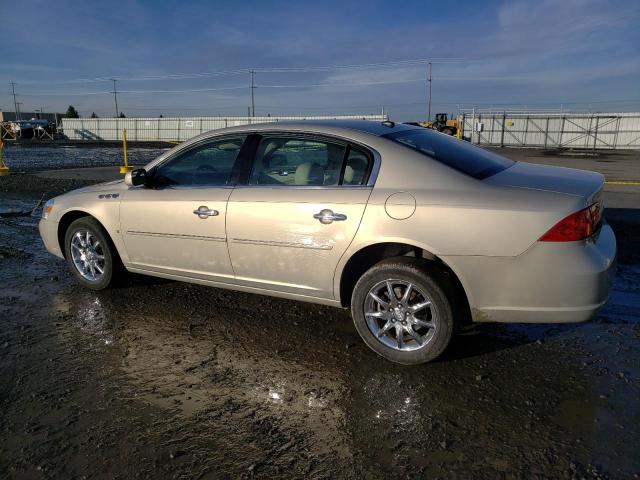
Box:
264, 119, 418, 136
208, 119, 419, 138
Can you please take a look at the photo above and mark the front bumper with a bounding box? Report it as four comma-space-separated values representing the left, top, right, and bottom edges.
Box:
443, 223, 617, 323
39, 218, 64, 259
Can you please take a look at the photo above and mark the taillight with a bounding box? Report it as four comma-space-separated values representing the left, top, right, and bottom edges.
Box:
539, 203, 602, 242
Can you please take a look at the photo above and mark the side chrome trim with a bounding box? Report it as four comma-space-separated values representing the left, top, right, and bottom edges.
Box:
125, 266, 341, 307
126, 231, 226, 242
231, 237, 333, 250
232, 184, 372, 190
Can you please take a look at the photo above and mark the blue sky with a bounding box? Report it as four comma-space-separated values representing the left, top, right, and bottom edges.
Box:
1, 0, 639, 120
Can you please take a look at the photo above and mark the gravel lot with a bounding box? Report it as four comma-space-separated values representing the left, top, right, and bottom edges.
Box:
1, 147, 639, 478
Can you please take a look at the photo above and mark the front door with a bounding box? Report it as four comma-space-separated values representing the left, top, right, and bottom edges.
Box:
120, 135, 246, 282
226, 134, 374, 299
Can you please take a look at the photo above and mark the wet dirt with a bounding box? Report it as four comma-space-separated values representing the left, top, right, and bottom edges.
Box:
1, 185, 639, 479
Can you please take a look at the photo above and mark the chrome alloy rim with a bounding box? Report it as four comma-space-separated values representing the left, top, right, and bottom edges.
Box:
70, 230, 106, 282
364, 279, 437, 351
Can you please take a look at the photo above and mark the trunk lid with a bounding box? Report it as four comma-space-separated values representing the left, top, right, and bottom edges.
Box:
485, 161, 604, 206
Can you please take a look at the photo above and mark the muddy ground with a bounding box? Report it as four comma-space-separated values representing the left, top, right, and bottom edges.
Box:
1, 171, 640, 479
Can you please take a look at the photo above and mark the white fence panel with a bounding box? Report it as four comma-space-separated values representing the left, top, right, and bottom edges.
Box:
459, 112, 640, 149
61, 115, 386, 142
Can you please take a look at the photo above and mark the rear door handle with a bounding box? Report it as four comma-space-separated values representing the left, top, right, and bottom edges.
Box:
193, 206, 219, 219
313, 209, 347, 224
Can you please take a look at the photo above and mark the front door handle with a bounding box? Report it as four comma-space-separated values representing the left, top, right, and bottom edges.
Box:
313, 209, 347, 224
193, 206, 219, 219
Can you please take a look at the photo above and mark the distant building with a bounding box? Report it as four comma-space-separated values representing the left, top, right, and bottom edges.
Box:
0, 111, 63, 123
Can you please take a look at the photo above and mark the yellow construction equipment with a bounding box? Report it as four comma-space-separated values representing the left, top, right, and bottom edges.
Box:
414, 113, 460, 136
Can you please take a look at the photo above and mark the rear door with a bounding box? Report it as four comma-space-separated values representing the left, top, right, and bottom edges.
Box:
226, 133, 375, 299
120, 135, 246, 282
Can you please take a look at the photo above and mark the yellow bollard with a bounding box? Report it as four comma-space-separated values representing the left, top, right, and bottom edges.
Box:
119, 128, 132, 174
0, 138, 9, 176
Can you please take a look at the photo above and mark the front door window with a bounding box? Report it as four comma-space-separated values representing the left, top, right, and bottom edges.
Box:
153, 136, 246, 187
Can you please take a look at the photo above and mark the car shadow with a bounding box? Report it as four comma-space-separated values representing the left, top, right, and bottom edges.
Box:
437, 323, 538, 361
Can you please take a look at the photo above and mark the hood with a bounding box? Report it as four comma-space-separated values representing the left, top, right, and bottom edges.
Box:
59, 179, 126, 197
485, 161, 604, 205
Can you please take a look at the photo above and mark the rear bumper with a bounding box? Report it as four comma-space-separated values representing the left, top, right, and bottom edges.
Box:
443, 223, 617, 324
39, 218, 64, 259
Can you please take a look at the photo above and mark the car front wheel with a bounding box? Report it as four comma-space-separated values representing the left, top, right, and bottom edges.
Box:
351, 257, 454, 364
64, 217, 123, 290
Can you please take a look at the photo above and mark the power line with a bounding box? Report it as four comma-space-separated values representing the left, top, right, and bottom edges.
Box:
18, 78, 427, 96
10, 58, 467, 85
22, 85, 250, 96
251, 58, 466, 73
256, 78, 426, 89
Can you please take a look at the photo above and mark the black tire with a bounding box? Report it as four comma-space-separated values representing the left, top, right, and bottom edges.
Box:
441, 127, 455, 136
64, 217, 124, 290
351, 257, 454, 365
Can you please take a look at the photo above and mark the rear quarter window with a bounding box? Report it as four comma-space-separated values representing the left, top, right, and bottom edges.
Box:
384, 129, 514, 179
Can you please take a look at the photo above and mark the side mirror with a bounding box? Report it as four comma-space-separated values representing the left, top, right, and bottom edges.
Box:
125, 168, 148, 187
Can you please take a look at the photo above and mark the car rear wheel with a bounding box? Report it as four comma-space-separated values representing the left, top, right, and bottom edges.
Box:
64, 217, 123, 290
351, 257, 454, 364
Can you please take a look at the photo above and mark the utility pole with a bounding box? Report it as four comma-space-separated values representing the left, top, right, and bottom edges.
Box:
427, 62, 432, 122
10, 82, 19, 120
111, 79, 119, 117
16, 102, 23, 121
250, 70, 256, 117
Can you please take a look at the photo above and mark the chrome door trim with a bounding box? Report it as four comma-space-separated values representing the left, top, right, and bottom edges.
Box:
126, 265, 343, 307
126, 231, 226, 242
232, 184, 372, 190
231, 237, 333, 250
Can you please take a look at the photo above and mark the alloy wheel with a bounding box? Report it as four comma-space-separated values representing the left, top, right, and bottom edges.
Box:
70, 229, 106, 282
363, 279, 437, 351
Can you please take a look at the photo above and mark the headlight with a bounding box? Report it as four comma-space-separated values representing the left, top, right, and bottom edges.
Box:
42, 199, 54, 219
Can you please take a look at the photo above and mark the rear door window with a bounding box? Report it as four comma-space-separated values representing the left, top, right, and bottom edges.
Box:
248, 136, 347, 186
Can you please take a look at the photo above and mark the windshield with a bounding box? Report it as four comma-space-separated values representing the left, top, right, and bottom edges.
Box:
384, 129, 514, 179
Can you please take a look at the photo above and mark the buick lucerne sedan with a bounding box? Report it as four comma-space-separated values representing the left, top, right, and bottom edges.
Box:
39, 120, 616, 364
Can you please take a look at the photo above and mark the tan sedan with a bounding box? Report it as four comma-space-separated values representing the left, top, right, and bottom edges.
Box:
39, 120, 616, 364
